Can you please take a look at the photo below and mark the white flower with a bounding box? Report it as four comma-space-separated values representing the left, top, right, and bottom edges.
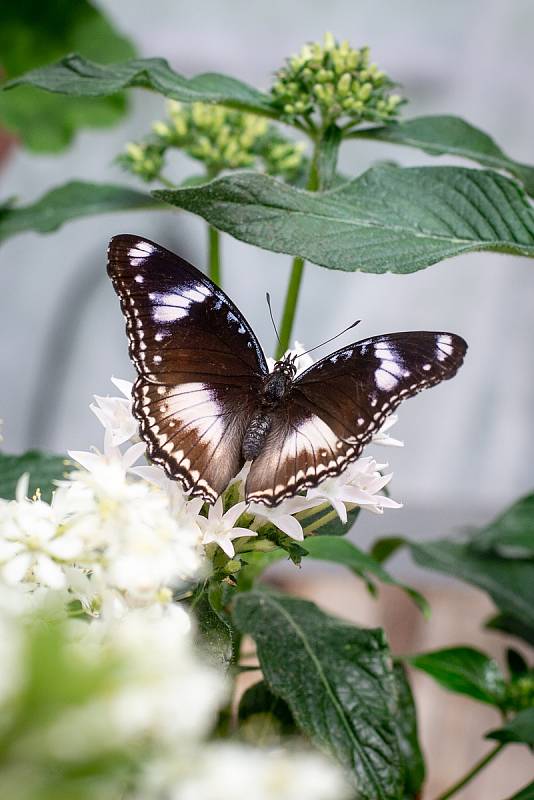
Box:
90, 377, 137, 446
249, 495, 324, 541
0, 474, 84, 589
31, 605, 227, 762
371, 414, 404, 448
166, 743, 351, 800
306, 457, 402, 523
199, 498, 256, 557
68, 435, 146, 496
267, 340, 314, 375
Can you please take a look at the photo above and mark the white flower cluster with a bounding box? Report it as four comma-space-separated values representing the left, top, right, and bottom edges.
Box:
0, 586, 349, 800
0, 377, 205, 612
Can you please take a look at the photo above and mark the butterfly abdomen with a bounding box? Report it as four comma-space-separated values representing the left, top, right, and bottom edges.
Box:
242, 412, 273, 461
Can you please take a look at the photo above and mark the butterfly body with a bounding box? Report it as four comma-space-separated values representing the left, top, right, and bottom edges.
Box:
241, 356, 297, 460
108, 235, 467, 507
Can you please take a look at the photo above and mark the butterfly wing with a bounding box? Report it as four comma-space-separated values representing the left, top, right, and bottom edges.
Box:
108, 234, 268, 503
245, 331, 467, 505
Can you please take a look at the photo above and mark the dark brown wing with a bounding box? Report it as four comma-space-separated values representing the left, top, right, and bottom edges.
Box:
245, 331, 467, 505
108, 234, 268, 503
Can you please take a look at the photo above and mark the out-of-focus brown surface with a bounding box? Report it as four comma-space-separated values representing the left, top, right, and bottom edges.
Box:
257, 567, 533, 800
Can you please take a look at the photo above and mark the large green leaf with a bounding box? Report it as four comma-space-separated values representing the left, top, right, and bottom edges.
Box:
232, 589, 403, 799
470, 493, 534, 557
0, 181, 159, 244
0, 2, 135, 151
303, 535, 429, 614
155, 165, 534, 274
6, 54, 276, 117
393, 663, 425, 799
353, 115, 534, 198
410, 540, 534, 627
486, 708, 534, 746
0, 451, 70, 503
407, 646, 506, 707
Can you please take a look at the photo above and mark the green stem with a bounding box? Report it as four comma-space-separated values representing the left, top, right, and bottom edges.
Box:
208, 225, 221, 287
303, 501, 358, 533
295, 501, 329, 521
158, 174, 177, 189
275, 136, 322, 359
434, 743, 504, 800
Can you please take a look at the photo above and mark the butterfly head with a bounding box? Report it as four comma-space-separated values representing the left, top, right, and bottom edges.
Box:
273, 353, 298, 380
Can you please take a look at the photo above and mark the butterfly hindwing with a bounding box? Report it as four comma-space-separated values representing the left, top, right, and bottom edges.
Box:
107, 235, 267, 502
245, 332, 467, 505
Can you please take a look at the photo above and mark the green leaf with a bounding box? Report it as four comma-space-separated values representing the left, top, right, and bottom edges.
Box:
238, 680, 297, 743
507, 780, 534, 800
370, 536, 407, 564
235, 549, 286, 592
410, 540, 534, 627
0, 451, 70, 503
485, 613, 534, 647
303, 535, 429, 614
486, 708, 534, 746
407, 646, 506, 707
232, 589, 403, 799
0, 181, 160, 244
316, 123, 342, 190
7, 53, 276, 117
0, 2, 135, 151
470, 493, 534, 557
189, 585, 233, 667
354, 115, 534, 197
506, 648, 529, 678
154, 165, 534, 274
393, 663, 426, 798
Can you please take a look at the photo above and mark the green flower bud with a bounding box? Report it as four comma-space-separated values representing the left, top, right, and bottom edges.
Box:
271, 33, 405, 129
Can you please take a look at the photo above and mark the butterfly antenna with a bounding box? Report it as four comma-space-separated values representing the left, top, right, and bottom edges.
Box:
266, 292, 282, 347
298, 319, 361, 358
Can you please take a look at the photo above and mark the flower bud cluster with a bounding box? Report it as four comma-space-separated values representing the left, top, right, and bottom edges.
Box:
119, 101, 306, 183
118, 141, 166, 182
503, 673, 534, 712
271, 32, 403, 130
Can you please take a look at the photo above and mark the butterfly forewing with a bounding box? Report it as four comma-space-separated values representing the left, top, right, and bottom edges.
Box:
108, 235, 267, 502
245, 332, 467, 505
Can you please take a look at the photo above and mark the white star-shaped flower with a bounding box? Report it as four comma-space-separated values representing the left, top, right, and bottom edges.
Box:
90, 377, 137, 447
371, 414, 404, 447
306, 457, 402, 523
249, 495, 324, 541
198, 498, 256, 557
0, 474, 84, 589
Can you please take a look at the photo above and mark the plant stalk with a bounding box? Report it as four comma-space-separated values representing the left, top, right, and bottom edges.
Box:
434, 743, 504, 800
208, 225, 221, 286
275, 137, 322, 358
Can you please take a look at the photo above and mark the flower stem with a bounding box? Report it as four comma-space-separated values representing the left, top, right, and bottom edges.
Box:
208, 225, 221, 287
303, 502, 358, 533
434, 743, 504, 800
158, 174, 177, 189
275, 137, 322, 359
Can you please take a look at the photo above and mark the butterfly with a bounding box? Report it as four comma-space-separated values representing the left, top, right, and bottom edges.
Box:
107, 235, 467, 507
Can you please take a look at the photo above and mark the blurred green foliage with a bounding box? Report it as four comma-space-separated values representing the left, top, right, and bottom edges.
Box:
0, 0, 135, 152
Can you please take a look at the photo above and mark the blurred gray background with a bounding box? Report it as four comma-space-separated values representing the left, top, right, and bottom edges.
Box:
2, 0, 534, 551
